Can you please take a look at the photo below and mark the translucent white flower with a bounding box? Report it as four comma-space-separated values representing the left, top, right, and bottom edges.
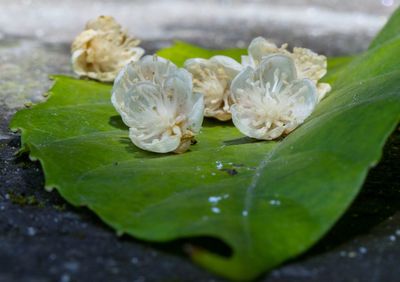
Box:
71, 15, 144, 82
185, 37, 329, 122
184, 56, 242, 121
112, 55, 204, 153
230, 54, 318, 140
242, 36, 330, 101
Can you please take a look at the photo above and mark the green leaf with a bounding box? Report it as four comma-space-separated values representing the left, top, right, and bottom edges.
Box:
369, 7, 400, 49
10, 9, 400, 281
156, 40, 246, 66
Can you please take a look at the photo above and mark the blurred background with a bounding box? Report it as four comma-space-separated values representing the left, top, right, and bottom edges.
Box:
0, 0, 398, 52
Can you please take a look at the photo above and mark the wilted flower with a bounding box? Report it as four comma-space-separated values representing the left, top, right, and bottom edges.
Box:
230, 54, 317, 140
185, 37, 329, 122
242, 37, 330, 101
71, 15, 144, 82
184, 56, 242, 121
111, 55, 204, 153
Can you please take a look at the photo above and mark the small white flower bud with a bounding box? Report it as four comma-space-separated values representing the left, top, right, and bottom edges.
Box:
71, 15, 144, 82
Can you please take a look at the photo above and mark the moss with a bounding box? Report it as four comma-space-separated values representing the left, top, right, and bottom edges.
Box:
7, 191, 45, 208
52, 203, 67, 211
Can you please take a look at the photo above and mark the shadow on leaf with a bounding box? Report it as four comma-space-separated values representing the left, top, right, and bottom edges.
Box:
223, 136, 262, 146
202, 118, 234, 128
118, 137, 175, 159
108, 115, 128, 131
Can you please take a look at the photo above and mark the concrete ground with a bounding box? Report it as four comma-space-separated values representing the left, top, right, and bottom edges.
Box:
0, 1, 399, 281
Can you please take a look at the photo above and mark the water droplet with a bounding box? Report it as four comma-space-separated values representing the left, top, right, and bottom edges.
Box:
64, 261, 80, 272
217, 144, 226, 151
208, 194, 229, 205
389, 235, 396, 242
131, 257, 140, 265
215, 161, 223, 170
269, 199, 281, 206
348, 251, 357, 258
395, 229, 400, 236
27, 226, 36, 236
60, 274, 70, 282
211, 172, 216, 176
211, 207, 220, 214
242, 210, 248, 217
208, 196, 222, 204
359, 247, 367, 254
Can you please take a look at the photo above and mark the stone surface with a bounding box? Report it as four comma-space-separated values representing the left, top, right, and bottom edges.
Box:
0, 38, 71, 134
0, 1, 400, 281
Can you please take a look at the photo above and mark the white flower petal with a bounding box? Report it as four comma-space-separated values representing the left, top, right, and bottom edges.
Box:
71, 49, 88, 77
240, 55, 254, 68
129, 47, 145, 62
113, 82, 163, 128
282, 79, 317, 121
71, 16, 143, 82
231, 104, 268, 139
292, 47, 327, 82
230, 66, 256, 103
184, 57, 235, 121
187, 92, 204, 133
245, 36, 330, 100
210, 55, 243, 77
138, 55, 178, 83
86, 15, 123, 33
163, 68, 193, 99
257, 54, 297, 87
112, 56, 203, 153
231, 55, 318, 140
129, 127, 181, 153
247, 36, 283, 66
316, 82, 332, 101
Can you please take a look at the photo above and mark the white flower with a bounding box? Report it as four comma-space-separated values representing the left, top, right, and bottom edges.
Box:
112, 55, 204, 154
71, 15, 144, 82
230, 54, 318, 140
242, 37, 330, 101
184, 56, 242, 121
184, 37, 329, 122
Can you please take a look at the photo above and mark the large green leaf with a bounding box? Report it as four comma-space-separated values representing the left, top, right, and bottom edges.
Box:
10, 9, 400, 281
369, 7, 400, 49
